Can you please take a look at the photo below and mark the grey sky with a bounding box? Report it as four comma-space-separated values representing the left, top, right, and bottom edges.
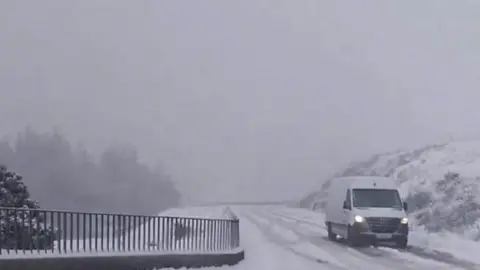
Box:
1, 1, 479, 202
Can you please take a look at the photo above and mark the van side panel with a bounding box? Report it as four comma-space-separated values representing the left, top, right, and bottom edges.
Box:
325, 177, 354, 225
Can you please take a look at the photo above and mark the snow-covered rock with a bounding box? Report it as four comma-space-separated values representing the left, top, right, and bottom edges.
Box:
300, 139, 480, 240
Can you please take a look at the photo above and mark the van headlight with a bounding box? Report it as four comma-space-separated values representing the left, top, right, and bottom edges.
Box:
354, 215, 364, 223
401, 217, 408, 224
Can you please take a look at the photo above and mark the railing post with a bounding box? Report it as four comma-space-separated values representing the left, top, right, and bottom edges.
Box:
167, 217, 172, 251
88, 213, 92, 252
162, 217, 167, 251
156, 217, 160, 251
127, 215, 131, 252
224, 220, 228, 250
100, 214, 104, 252
227, 220, 232, 250
95, 213, 98, 252
191, 219, 195, 251
76, 212, 80, 252
214, 220, 219, 251
132, 216, 136, 251
82, 213, 86, 252
14, 208, 18, 254
210, 219, 214, 251
236, 219, 240, 247
147, 216, 151, 251
220, 220, 224, 251
201, 219, 205, 252
69, 212, 73, 253
195, 219, 199, 251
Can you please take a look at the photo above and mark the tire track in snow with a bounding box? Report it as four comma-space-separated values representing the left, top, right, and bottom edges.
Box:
251, 208, 465, 270
242, 212, 348, 270
262, 208, 326, 229
262, 208, 480, 270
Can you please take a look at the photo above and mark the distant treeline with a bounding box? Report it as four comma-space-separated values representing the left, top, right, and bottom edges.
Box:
0, 127, 181, 215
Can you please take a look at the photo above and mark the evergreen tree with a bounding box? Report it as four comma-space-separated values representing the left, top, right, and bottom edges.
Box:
0, 165, 56, 249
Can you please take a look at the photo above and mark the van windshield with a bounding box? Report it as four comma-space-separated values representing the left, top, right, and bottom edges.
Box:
352, 188, 403, 209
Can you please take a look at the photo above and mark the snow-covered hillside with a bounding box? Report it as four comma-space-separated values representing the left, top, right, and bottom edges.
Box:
300, 140, 480, 241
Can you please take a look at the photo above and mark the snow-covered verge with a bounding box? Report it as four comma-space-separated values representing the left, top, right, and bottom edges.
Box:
409, 228, 480, 265
300, 139, 480, 241
159, 206, 237, 220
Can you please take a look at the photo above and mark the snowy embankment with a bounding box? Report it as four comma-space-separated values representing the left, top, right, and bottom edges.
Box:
301, 139, 480, 241
0, 206, 239, 258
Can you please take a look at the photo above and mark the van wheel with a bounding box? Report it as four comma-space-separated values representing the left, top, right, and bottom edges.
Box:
327, 222, 337, 241
347, 225, 360, 246
396, 237, 408, 249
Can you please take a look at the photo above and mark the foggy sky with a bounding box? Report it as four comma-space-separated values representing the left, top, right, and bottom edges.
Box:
1, 1, 479, 202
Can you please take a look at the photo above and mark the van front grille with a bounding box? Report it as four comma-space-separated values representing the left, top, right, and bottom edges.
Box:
365, 217, 400, 233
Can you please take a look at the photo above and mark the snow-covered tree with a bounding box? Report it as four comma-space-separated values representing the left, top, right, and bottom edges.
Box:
0, 165, 56, 249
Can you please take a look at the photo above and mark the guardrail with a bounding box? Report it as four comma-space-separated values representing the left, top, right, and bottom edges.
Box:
0, 207, 240, 256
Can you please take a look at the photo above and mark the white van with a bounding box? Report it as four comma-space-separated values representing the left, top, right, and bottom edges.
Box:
324, 176, 409, 248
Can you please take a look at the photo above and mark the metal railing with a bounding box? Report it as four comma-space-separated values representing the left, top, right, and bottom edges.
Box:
0, 207, 240, 255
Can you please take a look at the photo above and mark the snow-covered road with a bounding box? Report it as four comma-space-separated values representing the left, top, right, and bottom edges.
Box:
164, 205, 480, 270
247, 206, 480, 270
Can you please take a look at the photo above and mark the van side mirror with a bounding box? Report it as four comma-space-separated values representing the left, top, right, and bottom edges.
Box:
403, 202, 408, 211
343, 200, 350, 210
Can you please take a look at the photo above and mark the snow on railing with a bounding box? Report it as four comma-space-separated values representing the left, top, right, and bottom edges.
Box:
0, 207, 239, 257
